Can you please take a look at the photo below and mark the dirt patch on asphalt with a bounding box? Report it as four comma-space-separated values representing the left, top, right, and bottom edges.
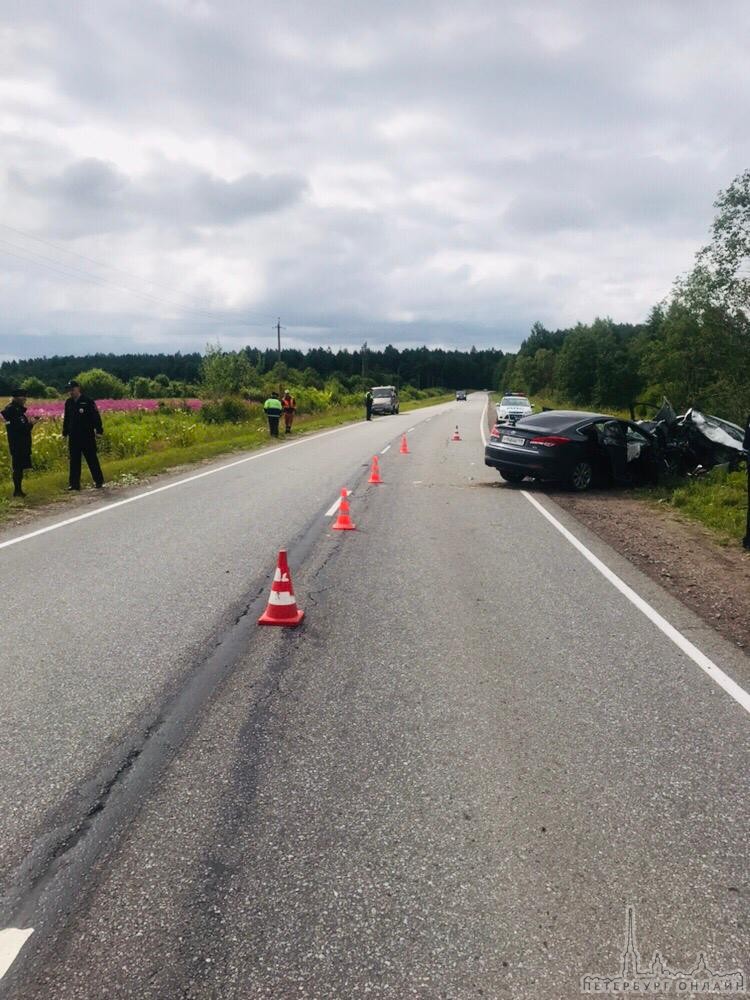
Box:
534, 487, 750, 652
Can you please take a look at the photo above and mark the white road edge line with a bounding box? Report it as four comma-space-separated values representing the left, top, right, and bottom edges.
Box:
407, 427, 415, 433
0, 927, 33, 981
381, 444, 391, 454
480, 392, 750, 715
325, 490, 351, 517
522, 490, 750, 716
0, 418, 406, 552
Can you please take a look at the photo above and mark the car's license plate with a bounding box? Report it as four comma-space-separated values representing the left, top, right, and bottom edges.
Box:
502, 434, 525, 447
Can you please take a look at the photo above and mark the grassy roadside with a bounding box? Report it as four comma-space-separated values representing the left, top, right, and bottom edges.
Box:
636, 469, 748, 546
0, 393, 454, 525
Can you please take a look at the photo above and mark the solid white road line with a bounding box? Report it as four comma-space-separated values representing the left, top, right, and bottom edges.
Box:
522, 490, 750, 716
479, 393, 750, 715
381, 444, 391, 454
0, 405, 454, 553
0, 927, 33, 980
325, 490, 351, 517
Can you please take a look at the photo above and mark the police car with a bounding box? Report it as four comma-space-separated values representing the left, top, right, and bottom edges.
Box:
496, 393, 533, 424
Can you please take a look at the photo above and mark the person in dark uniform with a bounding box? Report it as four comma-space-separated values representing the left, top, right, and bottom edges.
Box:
62, 380, 105, 490
2, 388, 36, 497
743, 415, 750, 550
365, 389, 373, 421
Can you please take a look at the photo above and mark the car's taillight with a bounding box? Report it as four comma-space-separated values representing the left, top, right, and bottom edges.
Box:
529, 435, 571, 447
490, 425, 501, 439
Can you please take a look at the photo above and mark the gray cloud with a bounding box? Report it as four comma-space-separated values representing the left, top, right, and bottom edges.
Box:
0, 0, 749, 356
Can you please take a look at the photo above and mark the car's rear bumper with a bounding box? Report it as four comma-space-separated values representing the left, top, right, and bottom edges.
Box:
483, 442, 566, 479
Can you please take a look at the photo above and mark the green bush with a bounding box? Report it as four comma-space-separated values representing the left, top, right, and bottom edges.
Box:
200, 397, 255, 424
76, 368, 127, 399
21, 376, 47, 397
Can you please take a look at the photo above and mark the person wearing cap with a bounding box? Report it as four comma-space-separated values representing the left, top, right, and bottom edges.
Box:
2, 388, 36, 498
62, 380, 105, 490
281, 390, 297, 434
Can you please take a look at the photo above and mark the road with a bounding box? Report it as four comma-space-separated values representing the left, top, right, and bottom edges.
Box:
1, 393, 748, 998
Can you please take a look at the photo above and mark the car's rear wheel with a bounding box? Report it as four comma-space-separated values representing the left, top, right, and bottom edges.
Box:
499, 469, 525, 483
569, 460, 593, 491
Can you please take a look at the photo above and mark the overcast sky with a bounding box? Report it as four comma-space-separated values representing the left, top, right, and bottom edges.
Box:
1, 0, 748, 360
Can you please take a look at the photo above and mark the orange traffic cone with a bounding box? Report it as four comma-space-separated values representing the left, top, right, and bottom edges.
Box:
368, 456, 382, 484
400, 434, 410, 454
332, 488, 356, 531
258, 549, 305, 627
451, 425, 462, 441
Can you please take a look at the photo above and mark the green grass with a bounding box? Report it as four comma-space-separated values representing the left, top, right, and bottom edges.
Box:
636, 468, 748, 545
0, 393, 454, 524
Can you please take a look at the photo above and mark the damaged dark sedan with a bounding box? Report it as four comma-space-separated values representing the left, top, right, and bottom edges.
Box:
484, 410, 662, 491
637, 399, 746, 476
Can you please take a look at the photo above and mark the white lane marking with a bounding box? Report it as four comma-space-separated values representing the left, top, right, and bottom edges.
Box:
0, 928, 33, 980
522, 490, 750, 716
325, 490, 351, 517
480, 396, 489, 445
381, 444, 391, 454
0, 406, 450, 553
407, 427, 415, 433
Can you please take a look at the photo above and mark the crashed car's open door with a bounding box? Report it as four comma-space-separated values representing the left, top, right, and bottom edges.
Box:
596, 420, 661, 486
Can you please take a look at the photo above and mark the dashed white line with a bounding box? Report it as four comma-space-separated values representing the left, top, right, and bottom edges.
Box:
381, 444, 391, 454
407, 427, 415, 433
0, 927, 33, 980
325, 490, 351, 517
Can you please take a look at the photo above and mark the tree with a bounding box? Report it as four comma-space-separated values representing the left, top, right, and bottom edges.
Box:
20, 376, 47, 397
75, 368, 127, 399
694, 169, 750, 314
556, 326, 599, 405
200, 345, 256, 397
131, 376, 152, 398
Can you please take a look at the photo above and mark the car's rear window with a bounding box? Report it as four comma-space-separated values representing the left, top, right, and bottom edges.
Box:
516, 411, 605, 432
500, 396, 529, 407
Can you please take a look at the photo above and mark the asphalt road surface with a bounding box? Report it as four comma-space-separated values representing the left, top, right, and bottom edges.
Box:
1, 393, 748, 998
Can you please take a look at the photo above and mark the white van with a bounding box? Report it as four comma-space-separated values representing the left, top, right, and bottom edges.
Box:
371, 385, 400, 415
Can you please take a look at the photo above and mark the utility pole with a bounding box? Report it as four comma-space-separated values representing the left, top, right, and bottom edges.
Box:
361, 341, 367, 381
275, 318, 284, 396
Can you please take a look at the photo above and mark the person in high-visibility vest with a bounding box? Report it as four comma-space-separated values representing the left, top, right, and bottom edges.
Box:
263, 391, 283, 437
365, 389, 373, 421
282, 391, 297, 434
744, 414, 750, 550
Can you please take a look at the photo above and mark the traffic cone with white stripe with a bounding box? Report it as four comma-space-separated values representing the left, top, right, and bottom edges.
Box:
451, 425, 462, 441
368, 455, 382, 484
400, 434, 410, 454
258, 549, 305, 627
332, 488, 355, 531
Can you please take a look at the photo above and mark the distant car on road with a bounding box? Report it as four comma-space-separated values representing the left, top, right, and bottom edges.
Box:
496, 393, 533, 423
456, 390, 467, 401
370, 385, 399, 415
484, 410, 661, 491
